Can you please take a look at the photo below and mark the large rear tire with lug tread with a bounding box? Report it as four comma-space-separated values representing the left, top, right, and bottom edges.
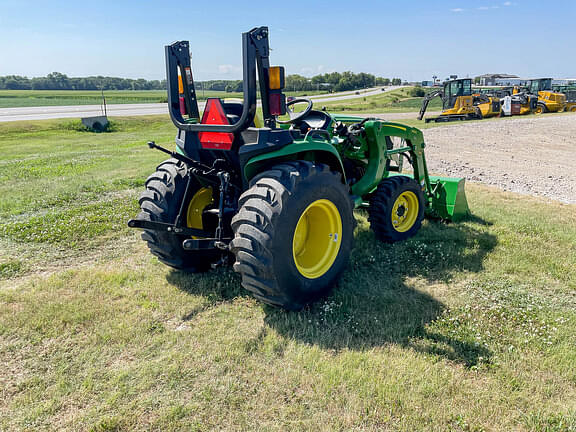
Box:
138, 158, 219, 271
368, 176, 425, 243
230, 161, 355, 310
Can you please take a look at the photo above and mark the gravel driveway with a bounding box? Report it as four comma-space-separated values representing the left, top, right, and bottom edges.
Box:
420, 114, 576, 204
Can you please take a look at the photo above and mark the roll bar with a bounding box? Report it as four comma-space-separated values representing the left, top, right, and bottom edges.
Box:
165, 26, 274, 133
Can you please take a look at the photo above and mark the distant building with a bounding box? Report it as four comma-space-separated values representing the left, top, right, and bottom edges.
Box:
553, 78, 576, 85
476, 73, 519, 86
494, 78, 525, 86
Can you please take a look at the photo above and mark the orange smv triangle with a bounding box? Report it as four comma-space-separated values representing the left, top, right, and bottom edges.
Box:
198, 98, 234, 150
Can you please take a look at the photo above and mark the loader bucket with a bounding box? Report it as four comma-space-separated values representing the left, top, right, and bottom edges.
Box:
428, 176, 470, 221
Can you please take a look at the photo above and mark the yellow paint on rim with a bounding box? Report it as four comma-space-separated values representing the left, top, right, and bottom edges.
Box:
292, 199, 342, 279
535, 105, 544, 115
186, 187, 214, 236
391, 191, 419, 232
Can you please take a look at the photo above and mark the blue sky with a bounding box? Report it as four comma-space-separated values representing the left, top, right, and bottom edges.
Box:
0, 0, 574, 81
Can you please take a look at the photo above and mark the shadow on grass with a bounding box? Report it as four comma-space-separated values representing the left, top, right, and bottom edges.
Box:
168, 214, 497, 367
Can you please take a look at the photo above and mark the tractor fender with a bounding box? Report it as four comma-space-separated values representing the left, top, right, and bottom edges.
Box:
242, 140, 346, 184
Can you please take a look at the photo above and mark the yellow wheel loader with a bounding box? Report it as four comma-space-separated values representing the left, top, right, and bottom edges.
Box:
525, 78, 566, 114
553, 85, 576, 112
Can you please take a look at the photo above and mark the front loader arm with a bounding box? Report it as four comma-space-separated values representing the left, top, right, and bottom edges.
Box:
354, 121, 431, 197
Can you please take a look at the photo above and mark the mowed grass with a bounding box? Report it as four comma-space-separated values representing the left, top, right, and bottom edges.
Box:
0, 117, 575, 431
319, 87, 442, 113
0, 89, 329, 108
0, 90, 171, 108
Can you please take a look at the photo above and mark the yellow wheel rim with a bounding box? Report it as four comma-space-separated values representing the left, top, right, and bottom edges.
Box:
186, 187, 214, 236
292, 199, 342, 279
391, 191, 419, 233
535, 106, 543, 114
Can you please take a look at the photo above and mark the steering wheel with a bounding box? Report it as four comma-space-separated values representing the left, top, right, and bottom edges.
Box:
276, 98, 313, 124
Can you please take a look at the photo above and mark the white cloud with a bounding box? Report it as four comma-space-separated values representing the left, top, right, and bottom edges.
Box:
299, 65, 326, 76
217, 64, 241, 75
450, 8, 464, 12
503, 1, 512, 5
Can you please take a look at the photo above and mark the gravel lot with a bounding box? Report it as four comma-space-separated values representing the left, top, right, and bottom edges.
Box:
420, 114, 576, 204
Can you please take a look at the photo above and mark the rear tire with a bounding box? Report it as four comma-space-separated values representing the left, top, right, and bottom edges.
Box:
138, 158, 218, 271
368, 176, 425, 242
230, 161, 354, 310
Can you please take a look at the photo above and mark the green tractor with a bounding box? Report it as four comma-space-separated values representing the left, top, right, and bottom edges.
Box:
128, 27, 470, 310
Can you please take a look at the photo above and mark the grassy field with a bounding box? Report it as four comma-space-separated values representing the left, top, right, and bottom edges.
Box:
1, 117, 575, 431
0, 89, 330, 109
318, 87, 442, 113
0, 90, 237, 108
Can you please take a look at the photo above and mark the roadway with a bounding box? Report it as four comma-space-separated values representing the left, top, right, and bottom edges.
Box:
0, 87, 402, 122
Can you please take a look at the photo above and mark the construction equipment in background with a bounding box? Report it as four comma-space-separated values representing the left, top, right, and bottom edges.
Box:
500, 86, 538, 116
524, 78, 566, 114
127, 27, 470, 310
417, 78, 500, 123
552, 84, 576, 112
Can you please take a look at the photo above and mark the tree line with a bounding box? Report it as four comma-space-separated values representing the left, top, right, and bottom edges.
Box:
199, 73, 403, 93
0, 72, 403, 92
0, 72, 165, 91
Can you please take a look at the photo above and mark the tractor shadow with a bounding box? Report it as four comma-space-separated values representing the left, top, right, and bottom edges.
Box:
168, 214, 497, 367
263, 214, 497, 367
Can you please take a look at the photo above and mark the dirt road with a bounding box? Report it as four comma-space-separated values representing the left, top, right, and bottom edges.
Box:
419, 114, 576, 204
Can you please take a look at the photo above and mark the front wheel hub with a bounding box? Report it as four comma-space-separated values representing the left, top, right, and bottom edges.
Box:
391, 191, 419, 232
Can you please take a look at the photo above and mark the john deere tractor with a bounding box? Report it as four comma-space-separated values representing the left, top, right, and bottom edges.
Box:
128, 27, 469, 310
418, 78, 501, 123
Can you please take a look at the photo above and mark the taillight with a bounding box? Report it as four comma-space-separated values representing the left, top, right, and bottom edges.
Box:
269, 66, 285, 90
269, 93, 286, 116
198, 98, 234, 150
178, 74, 186, 116
268, 66, 286, 116
179, 96, 186, 116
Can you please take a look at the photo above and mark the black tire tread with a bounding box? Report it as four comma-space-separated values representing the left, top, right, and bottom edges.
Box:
368, 176, 425, 243
138, 158, 215, 271
230, 161, 352, 309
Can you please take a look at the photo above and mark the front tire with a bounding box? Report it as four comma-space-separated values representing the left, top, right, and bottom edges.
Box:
368, 176, 425, 242
230, 161, 354, 310
535, 104, 547, 115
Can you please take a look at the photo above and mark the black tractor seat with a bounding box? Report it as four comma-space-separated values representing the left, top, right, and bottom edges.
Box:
290, 109, 332, 137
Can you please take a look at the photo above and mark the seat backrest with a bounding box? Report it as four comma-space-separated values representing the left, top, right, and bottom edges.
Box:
295, 110, 332, 131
